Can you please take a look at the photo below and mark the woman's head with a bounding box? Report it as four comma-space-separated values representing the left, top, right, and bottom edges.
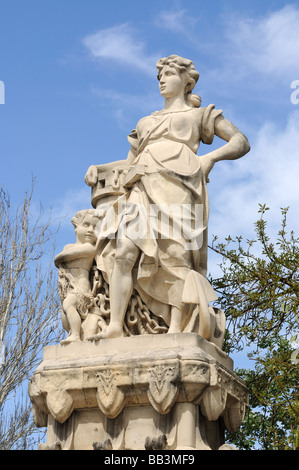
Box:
156, 55, 201, 107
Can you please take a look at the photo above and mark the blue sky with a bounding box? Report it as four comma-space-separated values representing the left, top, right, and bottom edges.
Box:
1, 0, 299, 282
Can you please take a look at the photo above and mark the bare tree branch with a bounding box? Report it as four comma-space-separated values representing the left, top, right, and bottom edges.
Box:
0, 184, 63, 449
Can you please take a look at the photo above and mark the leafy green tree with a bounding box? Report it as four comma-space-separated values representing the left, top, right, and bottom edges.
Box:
210, 205, 299, 450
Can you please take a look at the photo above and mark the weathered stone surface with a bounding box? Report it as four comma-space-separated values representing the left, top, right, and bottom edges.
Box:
29, 334, 248, 449
55, 54, 249, 347
29, 54, 250, 450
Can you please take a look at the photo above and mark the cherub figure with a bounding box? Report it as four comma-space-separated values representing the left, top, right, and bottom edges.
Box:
54, 209, 100, 344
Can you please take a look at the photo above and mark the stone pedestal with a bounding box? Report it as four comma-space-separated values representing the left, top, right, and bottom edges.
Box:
29, 334, 248, 450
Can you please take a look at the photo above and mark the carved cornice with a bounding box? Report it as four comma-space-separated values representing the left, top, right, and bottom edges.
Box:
29, 342, 248, 432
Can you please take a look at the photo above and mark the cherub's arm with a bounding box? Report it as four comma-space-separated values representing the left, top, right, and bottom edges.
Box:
54, 243, 97, 268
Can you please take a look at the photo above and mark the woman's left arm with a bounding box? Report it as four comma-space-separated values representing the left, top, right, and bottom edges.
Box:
200, 115, 250, 180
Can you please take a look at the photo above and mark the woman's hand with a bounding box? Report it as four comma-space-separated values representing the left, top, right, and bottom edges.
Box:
200, 154, 216, 183
85, 165, 98, 187
199, 116, 250, 183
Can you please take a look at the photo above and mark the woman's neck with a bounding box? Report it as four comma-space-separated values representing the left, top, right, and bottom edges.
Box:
163, 94, 189, 112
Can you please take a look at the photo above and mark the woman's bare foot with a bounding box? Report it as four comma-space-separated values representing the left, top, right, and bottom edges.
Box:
87, 323, 123, 341
61, 334, 81, 345
167, 325, 181, 334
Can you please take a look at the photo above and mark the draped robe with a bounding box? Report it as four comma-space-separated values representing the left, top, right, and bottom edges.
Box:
95, 104, 222, 326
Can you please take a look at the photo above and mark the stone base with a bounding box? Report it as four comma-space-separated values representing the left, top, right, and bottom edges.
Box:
29, 334, 248, 450
44, 403, 226, 450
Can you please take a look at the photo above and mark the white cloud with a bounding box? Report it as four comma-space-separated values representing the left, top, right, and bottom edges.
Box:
82, 23, 160, 76
49, 187, 91, 227
155, 8, 198, 40
224, 5, 299, 81
153, 5, 299, 89
90, 86, 163, 128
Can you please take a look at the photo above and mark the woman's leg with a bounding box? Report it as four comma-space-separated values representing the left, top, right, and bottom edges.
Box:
168, 306, 183, 334
88, 237, 139, 340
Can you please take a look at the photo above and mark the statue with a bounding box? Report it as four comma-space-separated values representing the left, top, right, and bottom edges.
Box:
30, 55, 251, 450
83, 54, 250, 343
54, 209, 102, 344
55, 54, 250, 345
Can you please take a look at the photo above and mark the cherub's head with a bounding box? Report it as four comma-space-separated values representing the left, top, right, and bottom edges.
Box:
71, 209, 99, 245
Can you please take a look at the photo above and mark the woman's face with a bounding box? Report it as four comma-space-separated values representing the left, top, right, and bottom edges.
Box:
159, 65, 185, 99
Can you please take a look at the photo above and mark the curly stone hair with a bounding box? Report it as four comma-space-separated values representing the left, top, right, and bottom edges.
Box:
156, 54, 201, 108
71, 209, 98, 228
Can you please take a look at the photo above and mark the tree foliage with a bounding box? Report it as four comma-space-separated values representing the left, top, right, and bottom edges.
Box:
210, 205, 299, 450
0, 185, 62, 449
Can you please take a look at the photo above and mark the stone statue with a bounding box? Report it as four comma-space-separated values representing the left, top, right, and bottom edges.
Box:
30, 55, 251, 450
54, 209, 102, 344
83, 54, 250, 343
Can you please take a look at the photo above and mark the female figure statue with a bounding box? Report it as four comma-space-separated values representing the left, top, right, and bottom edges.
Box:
86, 55, 250, 341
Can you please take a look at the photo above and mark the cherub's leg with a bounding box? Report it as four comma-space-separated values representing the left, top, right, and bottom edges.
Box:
81, 307, 101, 339
60, 294, 81, 344
88, 238, 139, 340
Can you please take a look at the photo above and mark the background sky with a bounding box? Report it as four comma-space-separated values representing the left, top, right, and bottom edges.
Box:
1, 1, 298, 364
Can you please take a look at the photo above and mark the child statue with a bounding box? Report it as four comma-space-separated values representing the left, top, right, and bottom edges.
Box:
54, 209, 101, 344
